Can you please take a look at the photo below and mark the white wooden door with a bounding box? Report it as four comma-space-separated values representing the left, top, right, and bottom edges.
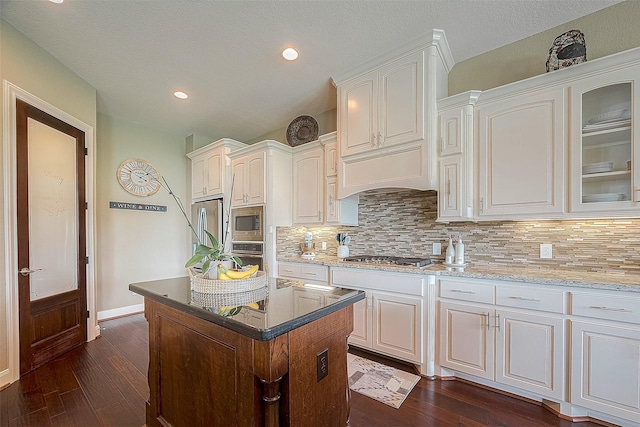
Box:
377, 51, 425, 149
191, 154, 206, 200
230, 157, 247, 207
372, 292, 422, 363
495, 309, 565, 399
440, 108, 463, 156
571, 320, 640, 421
292, 146, 323, 225
477, 87, 566, 218
325, 141, 338, 177
348, 297, 371, 349
438, 301, 494, 380
339, 70, 377, 157
246, 152, 265, 205
204, 149, 224, 198
438, 155, 462, 220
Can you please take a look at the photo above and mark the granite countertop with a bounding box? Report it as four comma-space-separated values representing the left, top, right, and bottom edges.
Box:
278, 255, 640, 293
129, 276, 365, 341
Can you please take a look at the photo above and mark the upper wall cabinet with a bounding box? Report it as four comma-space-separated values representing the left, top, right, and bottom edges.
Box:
228, 141, 293, 217
332, 30, 454, 198
187, 138, 247, 202
292, 133, 359, 226
476, 87, 567, 220
437, 91, 480, 222
569, 64, 640, 215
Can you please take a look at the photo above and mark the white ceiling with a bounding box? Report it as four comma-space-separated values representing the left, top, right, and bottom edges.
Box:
0, 0, 623, 143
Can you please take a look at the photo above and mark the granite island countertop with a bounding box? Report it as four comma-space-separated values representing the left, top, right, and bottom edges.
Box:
278, 255, 640, 293
129, 276, 365, 340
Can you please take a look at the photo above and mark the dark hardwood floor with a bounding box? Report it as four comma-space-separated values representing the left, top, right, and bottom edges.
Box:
1, 314, 604, 427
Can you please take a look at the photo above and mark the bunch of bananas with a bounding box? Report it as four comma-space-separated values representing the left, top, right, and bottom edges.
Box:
217, 264, 259, 280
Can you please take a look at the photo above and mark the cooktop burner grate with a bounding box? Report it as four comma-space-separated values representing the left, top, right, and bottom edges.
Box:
342, 255, 432, 267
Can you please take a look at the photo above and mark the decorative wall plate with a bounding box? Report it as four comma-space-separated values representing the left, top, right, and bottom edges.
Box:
286, 115, 319, 146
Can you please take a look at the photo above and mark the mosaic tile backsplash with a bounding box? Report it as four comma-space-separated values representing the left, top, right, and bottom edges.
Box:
277, 189, 640, 274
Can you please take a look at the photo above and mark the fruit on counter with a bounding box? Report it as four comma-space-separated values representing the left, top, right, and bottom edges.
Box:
220, 264, 259, 280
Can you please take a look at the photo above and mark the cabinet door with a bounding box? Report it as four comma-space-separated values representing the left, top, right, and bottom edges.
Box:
438, 155, 463, 220
438, 301, 494, 380
191, 155, 206, 200
325, 141, 338, 177
230, 157, 247, 207
348, 297, 371, 349
495, 309, 565, 400
372, 292, 422, 363
204, 149, 224, 198
571, 320, 640, 421
293, 147, 323, 225
246, 152, 265, 205
339, 70, 377, 157
440, 107, 463, 156
377, 51, 425, 150
570, 66, 640, 213
477, 87, 566, 218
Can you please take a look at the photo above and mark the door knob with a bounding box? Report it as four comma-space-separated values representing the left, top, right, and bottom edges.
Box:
19, 267, 42, 276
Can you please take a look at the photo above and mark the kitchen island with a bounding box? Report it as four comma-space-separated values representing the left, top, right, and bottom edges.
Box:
129, 276, 365, 427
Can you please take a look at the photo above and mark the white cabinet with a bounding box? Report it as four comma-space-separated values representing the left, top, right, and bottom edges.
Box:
570, 291, 640, 422
338, 52, 425, 158
229, 150, 266, 207
292, 142, 324, 225
570, 64, 640, 214
476, 86, 567, 219
187, 138, 246, 202
331, 267, 424, 365
437, 91, 480, 221
438, 278, 566, 400
332, 30, 453, 198
278, 261, 328, 285
291, 133, 358, 226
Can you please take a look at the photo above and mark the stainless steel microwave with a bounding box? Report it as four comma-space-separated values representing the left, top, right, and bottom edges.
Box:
230, 206, 264, 242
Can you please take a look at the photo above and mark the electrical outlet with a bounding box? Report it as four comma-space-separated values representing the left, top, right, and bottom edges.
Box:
432, 243, 442, 255
321, 241, 327, 250
316, 348, 329, 382
540, 243, 552, 259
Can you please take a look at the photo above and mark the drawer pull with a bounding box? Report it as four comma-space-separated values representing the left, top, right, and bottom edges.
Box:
451, 289, 475, 294
508, 296, 541, 302
304, 272, 318, 276
589, 306, 632, 313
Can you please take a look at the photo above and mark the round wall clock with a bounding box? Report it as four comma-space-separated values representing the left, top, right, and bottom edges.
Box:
116, 158, 161, 196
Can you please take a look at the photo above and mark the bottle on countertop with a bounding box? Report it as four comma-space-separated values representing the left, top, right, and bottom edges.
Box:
455, 236, 465, 265
445, 235, 455, 264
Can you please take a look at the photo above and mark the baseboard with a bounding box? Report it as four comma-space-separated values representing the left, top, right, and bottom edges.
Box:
97, 304, 144, 321
0, 368, 12, 390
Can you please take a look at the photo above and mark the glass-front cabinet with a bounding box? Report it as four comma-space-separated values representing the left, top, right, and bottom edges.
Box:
570, 65, 639, 214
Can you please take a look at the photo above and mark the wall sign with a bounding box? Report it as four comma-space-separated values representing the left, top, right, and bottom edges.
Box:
109, 201, 167, 212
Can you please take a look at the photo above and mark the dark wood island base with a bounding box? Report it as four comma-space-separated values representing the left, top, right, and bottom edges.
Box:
144, 296, 355, 426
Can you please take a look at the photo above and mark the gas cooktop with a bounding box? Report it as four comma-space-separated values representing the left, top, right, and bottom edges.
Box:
342, 255, 432, 268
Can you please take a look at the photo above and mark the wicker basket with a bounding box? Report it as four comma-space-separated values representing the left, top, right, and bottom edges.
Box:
188, 268, 267, 294
191, 286, 268, 308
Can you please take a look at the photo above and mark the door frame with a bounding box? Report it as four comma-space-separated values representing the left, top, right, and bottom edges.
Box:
2, 80, 98, 386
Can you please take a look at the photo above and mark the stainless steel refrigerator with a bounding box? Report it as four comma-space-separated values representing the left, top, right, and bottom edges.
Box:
191, 198, 223, 252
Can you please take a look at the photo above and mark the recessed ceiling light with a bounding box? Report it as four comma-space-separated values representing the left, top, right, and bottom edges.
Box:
282, 47, 299, 61
173, 91, 188, 100
49, 0, 64, 3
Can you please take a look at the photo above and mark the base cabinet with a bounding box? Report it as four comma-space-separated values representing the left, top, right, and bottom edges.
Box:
570, 290, 640, 423
331, 268, 424, 365
571, 321, 640, 421
438, 279, 566, 400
